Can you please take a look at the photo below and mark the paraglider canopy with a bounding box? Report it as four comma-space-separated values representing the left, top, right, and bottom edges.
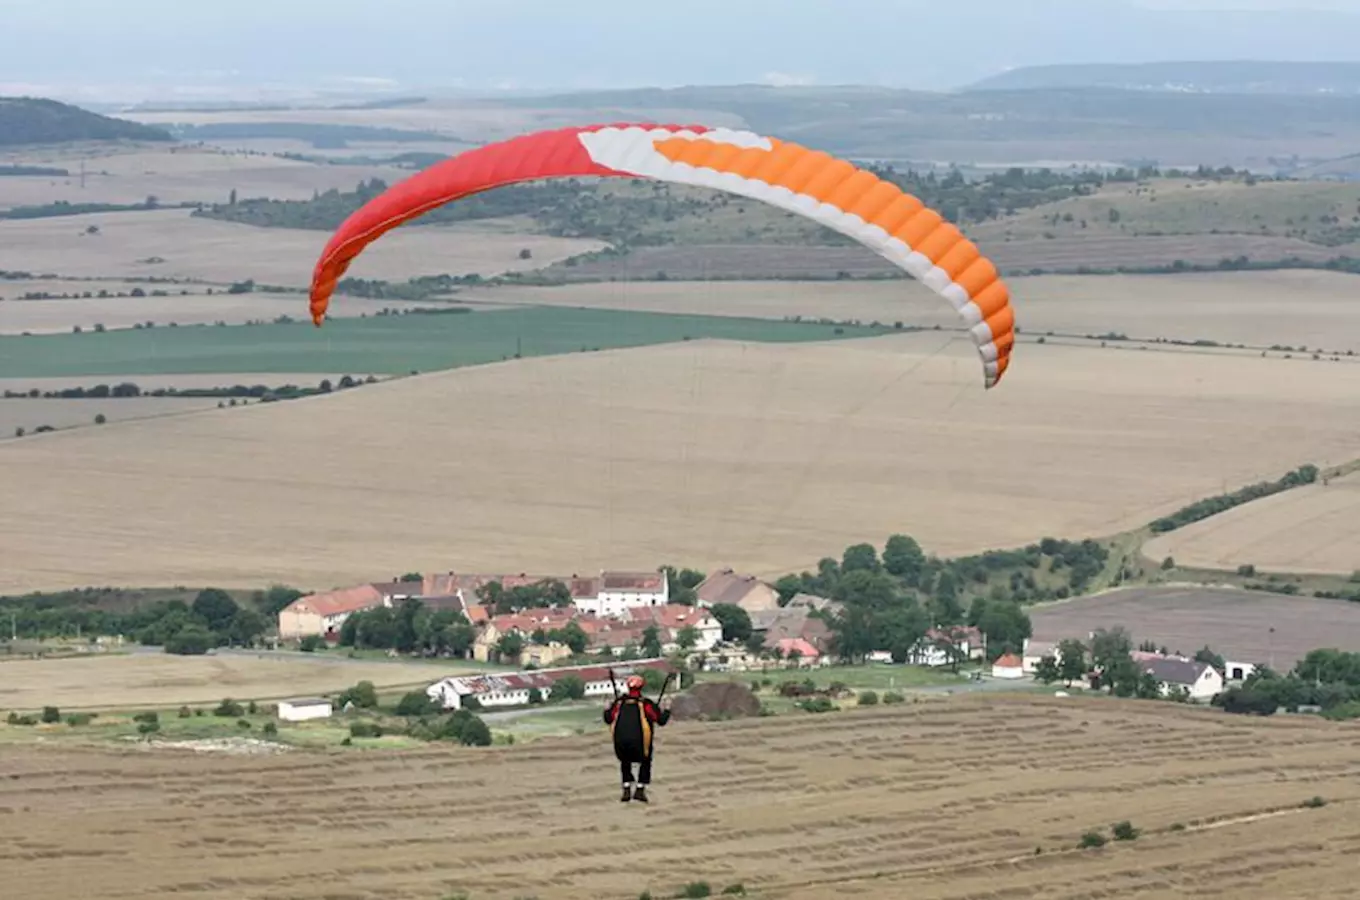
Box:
308, 123, 1016, 388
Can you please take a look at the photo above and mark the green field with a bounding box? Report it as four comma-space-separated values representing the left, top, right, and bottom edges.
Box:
0, 306, 898, 378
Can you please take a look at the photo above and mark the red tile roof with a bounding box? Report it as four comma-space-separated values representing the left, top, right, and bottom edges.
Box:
994, 653, 1024, 668
695, 569, 768, 606
286, 584, 383, 618
601, 571, 665, 592
774, 637, 820, 659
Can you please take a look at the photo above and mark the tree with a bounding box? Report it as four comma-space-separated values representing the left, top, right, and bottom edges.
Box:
495, 631, 525, 663
94, 413, 106, 425
828, 605, 878, 663
642, 625, 663, 658
833, 570, 902, 610
256, 585, 303, 617
458, 716, 493, 746
878, 604, 931, 664
338, 680, 378, 709
841, 543, 881, 574
395, 691, 438, 716
550, 674, 586, 702
972, 599, 1032, 659
710, 604, 752, 643
677, 624, 699, 652
1035, 655, 1060, 684
774, 574, 803, 605
883, 534, 926, 583
165, 627, 213, 655
1090, 627, 1134, 673
1057, 638, 1088, 686
1194, 645, 1225, 671
560, 620, 588, 654
191, 588, 239, 633
225, 608, 267, 647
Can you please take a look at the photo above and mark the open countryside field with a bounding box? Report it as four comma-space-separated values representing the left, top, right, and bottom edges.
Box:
0, 651, 459, 711
3, 696, 1360, 899
0, 209, 605, 286
0, 307, 890, 379
1143, 471, 1360, 577
0, 145, 410, 209
1030, 587, 1360, 670
0, 397, 222, 436
0, 291, 434, 333
476, 270, 1360, 353
3, 333, 1360, 592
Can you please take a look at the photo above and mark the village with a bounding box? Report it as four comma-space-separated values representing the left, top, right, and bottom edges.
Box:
275, 567, 1261, 717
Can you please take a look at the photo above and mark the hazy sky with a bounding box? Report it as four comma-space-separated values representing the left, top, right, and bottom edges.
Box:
3, 0, 1360, 100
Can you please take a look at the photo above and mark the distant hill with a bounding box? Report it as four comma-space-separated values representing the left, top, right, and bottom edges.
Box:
0, 97, 174, 147
967, 62, 1360, 95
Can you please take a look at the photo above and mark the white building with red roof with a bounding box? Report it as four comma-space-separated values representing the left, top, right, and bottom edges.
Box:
277, 585, 385, 640
425, 658, 674, 710
991, 653, 1026, 679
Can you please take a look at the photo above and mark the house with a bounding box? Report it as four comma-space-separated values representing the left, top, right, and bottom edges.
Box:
276, 698, 333, 722
750, 607, 833, 654
573, 571, 669, 617
425, 658, 674, 710
991, 653, 1025, 679
695, 569, 780, 613
773, 637, 821, 666
785, 593, 844, 618
625, 605, 723, 652
910, 627, 985, 667
277, 584, 384, 640
1224, 660, 1257, 683
1138, 655, 1225, 701
1022, 639, 1060, 674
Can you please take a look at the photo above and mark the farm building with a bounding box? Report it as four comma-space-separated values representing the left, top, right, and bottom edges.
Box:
695, 569, 780, 613
425, 658, 674, 710
625, 604, 724, 651
991, 653, 1026, 679
1224, 660, 1257, 683
1138, 655, 1225, 702
772, 637, 822, 666
750, 607, 833, 655
277, 585, 385, 640
1022, 639, 1061, 674
276, 698, 333, 722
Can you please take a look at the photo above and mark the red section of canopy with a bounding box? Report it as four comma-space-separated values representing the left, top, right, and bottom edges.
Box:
308, 123, 711, 325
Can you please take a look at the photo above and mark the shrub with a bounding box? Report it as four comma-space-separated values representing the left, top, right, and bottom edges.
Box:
337, 680, 378, 709
1169, 822, 1186, 831
349, 721, 383, 738
797, 697, 835, 714
132, 711, 159, 725
882, 691, 905, 704
7, 713, 38, 726
679, 883, 712, 898
1302, 796, 1327, 808
247, 701, 258, 714
237, 719, 252, 729
214, 698, 245, 718
262, 722, 278, 736
41, 706, 61, 723
721, 884, 747, 895
178, 706, 193, 718
137, 721, 160, 735
65, 713, 94, 726
858, 690, 879, 706
1079, 831, 1107, 849
1112, 820, 1139, 841
165, 627, 213, 655
340, 736, 352, 746
550, 675, 586, 702
298, 635, 325, 652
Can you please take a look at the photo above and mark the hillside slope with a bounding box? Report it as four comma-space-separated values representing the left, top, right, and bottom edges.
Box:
0, 97, 173, 147
967, 61, 1360, 94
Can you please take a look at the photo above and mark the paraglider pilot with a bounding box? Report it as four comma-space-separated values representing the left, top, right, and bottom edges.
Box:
604, 674, 671, 802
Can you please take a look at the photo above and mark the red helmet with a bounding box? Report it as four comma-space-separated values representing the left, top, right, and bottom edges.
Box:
626, 674, 644, 693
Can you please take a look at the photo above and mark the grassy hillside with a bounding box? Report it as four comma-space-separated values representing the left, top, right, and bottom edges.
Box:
967, 61, 1360, 94
0, 97, 173, 147
0, 306, 899, 378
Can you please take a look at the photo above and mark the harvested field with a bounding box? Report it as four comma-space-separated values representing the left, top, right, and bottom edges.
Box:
0, 145, 409, 209
1030, 586, 1360, 669
1143, 471, 1360, 577
476, 270, 1360, 352
0, 209, 606, 285
0, 651, 456, 711
3, 333, 1359, 592
0, 290, 429, 333
3, 695, 1359, 899
535, 235, 1359, 283
0, 397, 220, 436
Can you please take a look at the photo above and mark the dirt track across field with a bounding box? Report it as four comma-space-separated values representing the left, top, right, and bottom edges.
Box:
3, 695, 1359, 899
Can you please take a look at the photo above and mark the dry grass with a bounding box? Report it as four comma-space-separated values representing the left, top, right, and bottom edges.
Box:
0, 398, 220, 436
0, 145, 408, 208
1031, 586, 1360, 669
0, 209, 606, 286
0, 290, 435, 333
0, 652, 455, 711
476, 270, 1360, 352
2, 332, 1359, 593
2, 695, 1359, 899
1143, 471, 1360, 577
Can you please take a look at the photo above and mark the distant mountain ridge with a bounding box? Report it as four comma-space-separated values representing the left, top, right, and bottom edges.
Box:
0, 97, 174, 147
967, 61, 1360, 95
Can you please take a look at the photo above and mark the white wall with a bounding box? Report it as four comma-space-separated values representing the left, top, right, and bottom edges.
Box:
277, 701, 332, 722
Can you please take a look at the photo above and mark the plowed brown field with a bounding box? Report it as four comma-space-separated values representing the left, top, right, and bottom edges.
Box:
3, 695, 1359, 900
